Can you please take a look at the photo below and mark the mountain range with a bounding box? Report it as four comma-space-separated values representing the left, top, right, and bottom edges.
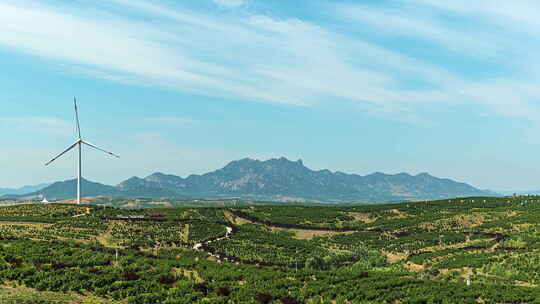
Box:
7, 157, 491, 202
0, 183, 50, 196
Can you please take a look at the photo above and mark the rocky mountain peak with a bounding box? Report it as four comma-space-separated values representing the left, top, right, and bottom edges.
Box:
10, 157, 490, 202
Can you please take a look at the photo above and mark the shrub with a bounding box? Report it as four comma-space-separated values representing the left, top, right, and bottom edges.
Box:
123, 271, 140, 281
6, 257, 23, 265
158, 276, 177, 285
52, 263, 69, 270
355, 272, 369, 279
281, 296, 302, 304
217, 286, 231, 296
194, 282, 208, 294
255, 293, 273, 304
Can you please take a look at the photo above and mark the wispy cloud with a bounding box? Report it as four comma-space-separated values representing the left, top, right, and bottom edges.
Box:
2, 0, 540, 125
0, 117, 73, 137
337, 4, 506, 58
0, 0, 452, 118
334, 1, 540, 122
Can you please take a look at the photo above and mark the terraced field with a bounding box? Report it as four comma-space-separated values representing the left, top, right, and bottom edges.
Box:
1, 197, 540, 303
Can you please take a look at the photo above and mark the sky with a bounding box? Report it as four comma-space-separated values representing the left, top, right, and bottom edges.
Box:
2, 0, 540, 190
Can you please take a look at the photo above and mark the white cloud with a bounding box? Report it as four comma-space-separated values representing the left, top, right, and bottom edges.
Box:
2, 0, 540, 125
0, 117, 73, 137
6, 0, 540, 191
332, 1, 540, 123
0, 0, 456, 118
338, 5, 507, 59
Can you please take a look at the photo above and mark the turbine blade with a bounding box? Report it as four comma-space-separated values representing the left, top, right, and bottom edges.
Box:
74, 97, 81, 139
45, 141, 79, 166
82, 140, 120, 158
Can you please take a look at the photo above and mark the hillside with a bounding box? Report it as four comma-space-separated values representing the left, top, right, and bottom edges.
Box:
0, 183, 49, 196
19, 179, 121, 200
1, 196, 540, 303
118, 157, 490, 201
15, 157, 489, 202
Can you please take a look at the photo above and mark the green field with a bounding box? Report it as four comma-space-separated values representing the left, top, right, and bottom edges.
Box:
1, 196, 540, 303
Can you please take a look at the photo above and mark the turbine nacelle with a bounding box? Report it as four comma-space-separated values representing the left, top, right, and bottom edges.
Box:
44, 139, 119, 167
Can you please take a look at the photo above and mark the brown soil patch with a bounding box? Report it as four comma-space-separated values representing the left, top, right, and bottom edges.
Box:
387, 252, 407, 264
422, 214, 486, 230
406, 261, 425, 272
420, 238, 496, 253
181, 269, 204, 283
0, 202, 24, 207
390, 209, 409, 218
224, 210, 251, 225
0, 222, 51, 228
347, 212, 377, 223
460, 267, 474, 279
267, 226, 354, 240
512, 223, 532, 231
0, 281, 121, 303
503, 211, 519, 217
513, 280, 536, 287
58, 196, 110, 204
476, 270, 536, 287
147, 201, 173, 207
96, 221, 122, 248
292, 229, 354, 240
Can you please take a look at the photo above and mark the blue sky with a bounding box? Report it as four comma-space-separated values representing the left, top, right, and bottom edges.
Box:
1, 0, 540, 190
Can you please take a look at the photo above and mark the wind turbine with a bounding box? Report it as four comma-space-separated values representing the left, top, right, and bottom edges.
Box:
45, 98, 119, 205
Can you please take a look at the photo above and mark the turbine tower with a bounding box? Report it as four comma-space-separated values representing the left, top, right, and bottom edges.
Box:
45, 98, 119, 205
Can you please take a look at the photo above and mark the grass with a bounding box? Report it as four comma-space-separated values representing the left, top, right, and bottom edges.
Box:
0, 282, 123, 304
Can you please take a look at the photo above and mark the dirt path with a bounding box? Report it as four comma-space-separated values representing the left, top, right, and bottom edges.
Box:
193, 226, 233, 251
96, 221, 122, 248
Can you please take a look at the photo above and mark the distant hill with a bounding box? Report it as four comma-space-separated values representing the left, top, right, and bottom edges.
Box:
496, 189, 540, 196
0, 183, 50, 196
117, 176, 180, 198
130, 157, 490, 201
14, 179, 120, 200
11, 157, 492, 202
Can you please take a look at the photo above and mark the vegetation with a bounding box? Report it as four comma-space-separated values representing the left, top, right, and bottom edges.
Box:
1, 196, 540, 302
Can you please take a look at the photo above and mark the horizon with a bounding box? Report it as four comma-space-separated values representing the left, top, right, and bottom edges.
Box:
3, 0, 540, 190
